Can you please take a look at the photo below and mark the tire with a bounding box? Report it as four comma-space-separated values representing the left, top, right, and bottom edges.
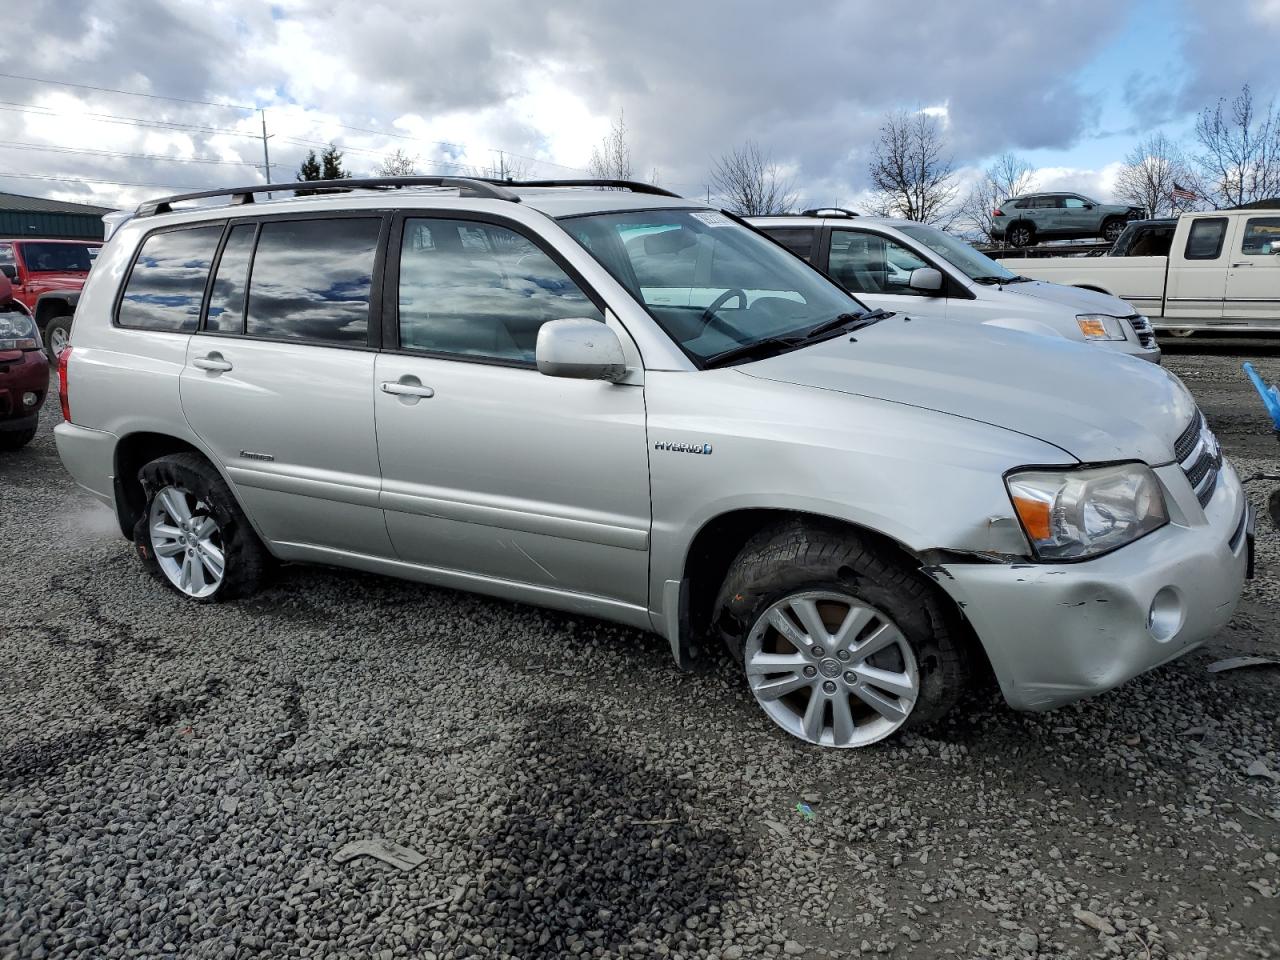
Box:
714, 520, 969, 748
0, 423, 37, 451
1167, 328, 1196, 338
1007, 222, 1036, 247
1101, 218, 1125, 243
133, 452, 267, 602
43, 314, 72, 362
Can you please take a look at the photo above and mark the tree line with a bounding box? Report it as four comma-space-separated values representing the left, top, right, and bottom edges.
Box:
294, 82, 1278, 240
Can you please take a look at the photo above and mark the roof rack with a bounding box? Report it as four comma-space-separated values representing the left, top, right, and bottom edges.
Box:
134, 176, 522, 217
475, 177, 683, 199
801, 207, 858, 218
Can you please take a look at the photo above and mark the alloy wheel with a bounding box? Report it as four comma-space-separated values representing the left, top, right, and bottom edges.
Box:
148, 485, 225, 598
1010, 226, 1032, 247
49, 326, 69, 357
744, 590, 919, 748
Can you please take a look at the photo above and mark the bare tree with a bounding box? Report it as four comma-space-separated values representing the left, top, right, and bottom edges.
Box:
959, 153, 1036, 242
866, 110, 959, 225
376, 148, 419, 177
708, 141, 798, 215
588, 112, 632, 181
1194, 83, 1280, 207
468, 153, 532, 181
1114, 133, 1201, 217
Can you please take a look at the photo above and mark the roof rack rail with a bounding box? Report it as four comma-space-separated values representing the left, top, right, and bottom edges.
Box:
134, 176, 522, 217
476, 177, 683, 199
801, 207, 858, 218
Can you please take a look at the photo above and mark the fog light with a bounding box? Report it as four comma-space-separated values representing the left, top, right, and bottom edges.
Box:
21, 391, 38, 407
1147, 587, 1184, 642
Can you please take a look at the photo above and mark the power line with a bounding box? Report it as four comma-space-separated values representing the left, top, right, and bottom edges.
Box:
0, 72, 256, 112
0, 140, 260, 167
0, 171, 220, 191
0, 100, 260, 139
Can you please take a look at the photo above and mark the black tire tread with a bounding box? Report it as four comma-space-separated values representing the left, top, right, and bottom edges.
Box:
0, 425, 38, 451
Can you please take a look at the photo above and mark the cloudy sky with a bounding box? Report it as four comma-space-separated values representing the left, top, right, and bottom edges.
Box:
2, 0, 1278, 212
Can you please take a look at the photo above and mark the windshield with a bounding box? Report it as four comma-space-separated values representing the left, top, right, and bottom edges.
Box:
22, 242, 95, 272
560, 209, 864, 364
895, 224, 1015, 282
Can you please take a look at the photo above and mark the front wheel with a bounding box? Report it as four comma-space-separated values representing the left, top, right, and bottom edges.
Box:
1101, 218, 1125, 243
135, 452, 267, 602
715, 521, 969, 748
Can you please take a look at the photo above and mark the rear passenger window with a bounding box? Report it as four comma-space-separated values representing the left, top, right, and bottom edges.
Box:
762, 228, 816, 262
205, 223, 256, 334
117, 226, 222, 332
397, 218, 603, 365
1185, 218, 1228, 260
246, 218, 380, 344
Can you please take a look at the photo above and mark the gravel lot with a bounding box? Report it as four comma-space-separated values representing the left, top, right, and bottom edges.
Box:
2, 343, 1278, 960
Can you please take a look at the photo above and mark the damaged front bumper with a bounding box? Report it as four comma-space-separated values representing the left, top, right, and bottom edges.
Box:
932, 459, 1250, 711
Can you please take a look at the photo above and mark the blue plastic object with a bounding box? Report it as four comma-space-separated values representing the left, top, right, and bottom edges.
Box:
1243, 362, 1280, 432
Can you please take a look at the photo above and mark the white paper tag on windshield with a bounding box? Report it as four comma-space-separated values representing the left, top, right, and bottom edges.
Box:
691, 211, 732, 227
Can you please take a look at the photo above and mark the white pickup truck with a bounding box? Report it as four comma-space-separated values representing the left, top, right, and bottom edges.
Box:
1002, 207, 1280, 334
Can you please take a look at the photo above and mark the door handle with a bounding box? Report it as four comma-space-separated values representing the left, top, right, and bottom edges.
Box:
1230, 262, 1253, 268
381, 380, 435, 398
192, 353, 233, 372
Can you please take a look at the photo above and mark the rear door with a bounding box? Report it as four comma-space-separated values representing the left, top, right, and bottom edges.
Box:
825, 229, 948, 319
179, 213, 394, 557
373, 214, 651, 607
1166, 216, 1230, 323
1223, 215, 1280, 328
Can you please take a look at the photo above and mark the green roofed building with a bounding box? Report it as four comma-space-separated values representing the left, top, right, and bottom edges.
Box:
0, 191, 115, 241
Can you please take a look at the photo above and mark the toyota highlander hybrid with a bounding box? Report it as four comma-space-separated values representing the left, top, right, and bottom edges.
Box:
55, 177, 1251, 748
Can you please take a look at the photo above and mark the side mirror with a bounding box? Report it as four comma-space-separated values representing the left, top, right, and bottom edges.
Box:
1084, 203, 1095, 210
909, 267, 944, 293
536, 318, 628, 382
0, 264, 17, 282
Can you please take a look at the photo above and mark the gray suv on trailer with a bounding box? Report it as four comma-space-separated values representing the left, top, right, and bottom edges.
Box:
992, 192, 1145, 247
55, 177, 1250, 748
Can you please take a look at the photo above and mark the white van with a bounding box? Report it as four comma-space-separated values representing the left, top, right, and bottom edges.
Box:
750, 211, 1160, 362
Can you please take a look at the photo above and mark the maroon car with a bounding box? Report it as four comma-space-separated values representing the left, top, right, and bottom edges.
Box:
0, 274, 48, 450
0, 238, 101, 361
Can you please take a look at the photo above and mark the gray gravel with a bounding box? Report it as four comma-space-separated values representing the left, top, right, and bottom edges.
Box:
2, 343, 1278, 960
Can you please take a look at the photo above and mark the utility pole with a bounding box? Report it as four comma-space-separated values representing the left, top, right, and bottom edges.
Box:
498, 150, 505, 181
260, 109, 274, 197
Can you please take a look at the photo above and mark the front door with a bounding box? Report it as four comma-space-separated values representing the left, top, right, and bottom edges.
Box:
179, 214, 394, 556
1166, 216, 1230, 323
825, 229, 948, 320
373, 215, 651, 607
1223, 215, 1280, 328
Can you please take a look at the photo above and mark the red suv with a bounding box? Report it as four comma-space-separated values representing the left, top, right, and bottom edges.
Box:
0, 275, 48, 451
0, 238, 101, 361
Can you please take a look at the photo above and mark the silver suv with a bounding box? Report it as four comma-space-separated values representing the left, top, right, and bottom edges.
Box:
992, 193, 1145, 246
55, 177, 1251, 748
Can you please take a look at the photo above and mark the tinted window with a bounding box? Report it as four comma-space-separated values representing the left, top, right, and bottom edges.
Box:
118, 226, 222, 332
398, 218, 602, 364
205, 223, 256, 334
1063, 197, 1088, 209
762, 227, 816, 261
1185, 218, 1228, 260
22, 242, 95, 272
1241, 217, 1280, 255
245, 218, 380, 344
828, 231, 931, 296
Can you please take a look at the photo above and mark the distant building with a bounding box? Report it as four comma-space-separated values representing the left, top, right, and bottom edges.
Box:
0, 191, 115, 241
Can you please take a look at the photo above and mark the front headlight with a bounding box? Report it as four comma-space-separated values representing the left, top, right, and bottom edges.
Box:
0, 310, 38, 350
1006, 463, 1168, 560
1076, 314, 1126, 341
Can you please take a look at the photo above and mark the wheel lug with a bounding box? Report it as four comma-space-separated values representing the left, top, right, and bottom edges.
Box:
811, 645, 825, 657
822, 680, 837, 694
844, 671, 856, 684
836, 649, 850, 661
803, 665, 817, 678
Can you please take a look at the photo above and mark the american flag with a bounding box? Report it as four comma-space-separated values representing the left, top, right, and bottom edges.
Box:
1172, 183, 1198, 202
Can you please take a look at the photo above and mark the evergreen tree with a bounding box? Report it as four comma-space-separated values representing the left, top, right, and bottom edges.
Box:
320, 144, 349, 180
295, 150, 323, 196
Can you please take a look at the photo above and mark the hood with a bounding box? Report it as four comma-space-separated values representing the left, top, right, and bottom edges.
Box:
26, 274, 87, 292
739, 316, 1194, 465
998, 279, 1133, 316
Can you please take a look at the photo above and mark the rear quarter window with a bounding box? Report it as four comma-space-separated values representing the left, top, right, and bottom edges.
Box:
761, 227, 816, 262
117, 225, 223, 332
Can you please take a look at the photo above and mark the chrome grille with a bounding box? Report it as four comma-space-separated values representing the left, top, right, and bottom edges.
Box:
1126, 314, 1157, 349
1176, 409, 1222, 508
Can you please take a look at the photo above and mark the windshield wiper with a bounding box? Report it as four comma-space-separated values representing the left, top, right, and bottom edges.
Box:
972, 274, 1032, 285
801, 309, 894, 341
702, 335, 805, 369
702, 310, 896, 369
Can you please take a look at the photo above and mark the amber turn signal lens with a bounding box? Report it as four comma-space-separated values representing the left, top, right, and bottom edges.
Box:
1011, 495, 1053, 541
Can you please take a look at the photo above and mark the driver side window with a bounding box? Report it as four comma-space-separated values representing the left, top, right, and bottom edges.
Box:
827, 231, 933, 297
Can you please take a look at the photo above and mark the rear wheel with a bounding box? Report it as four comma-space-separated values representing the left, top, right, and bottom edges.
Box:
715, 521, 969, 747
134, 453, 267, 602
0, 423, 37, 451
44, 315, 72, 362
1008, 222, 1036, 247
